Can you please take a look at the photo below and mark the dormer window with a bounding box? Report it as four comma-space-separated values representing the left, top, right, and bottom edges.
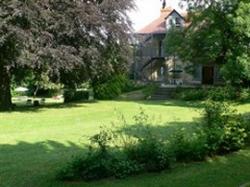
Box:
167, 17, 182, 29
175, 18, 181, 27
165, 10, 184, 30
169, 19, 174, 26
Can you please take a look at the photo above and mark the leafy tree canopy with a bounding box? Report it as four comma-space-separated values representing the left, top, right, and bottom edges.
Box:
0, 0, 134, 110
164, 0, 250, 86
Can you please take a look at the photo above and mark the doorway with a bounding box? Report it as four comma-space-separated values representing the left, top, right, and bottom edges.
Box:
202, 66, 214, 85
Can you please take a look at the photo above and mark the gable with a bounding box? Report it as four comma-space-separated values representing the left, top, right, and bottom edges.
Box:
137, 8, 173, 34
165, 10, 185, 30
137, 8, 187, 34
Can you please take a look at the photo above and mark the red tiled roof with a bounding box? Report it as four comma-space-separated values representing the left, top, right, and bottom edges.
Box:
137, 7, 187, 34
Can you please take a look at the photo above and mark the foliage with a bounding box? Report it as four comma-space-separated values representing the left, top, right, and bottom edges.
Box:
142, 84, 158, 99
207, 86, 239, 101
64, 89, 89, 103
164, 28, 185, 58
202, 100, 247, 154
244, 114, 250, 145
124, 127, 172, 172
93, 74, 135, 100
1, 100, 250, 185
58, 127, 142, 181
58, 127, 114, 181
175, 88, 207, 101
175, 86, 247, 101
58, 150, 117, 181
58, 103, 249, 182
166, 0, 250, 86
0, 0, 134, 110
171, 129, 207, 162
239, 88, 250, 102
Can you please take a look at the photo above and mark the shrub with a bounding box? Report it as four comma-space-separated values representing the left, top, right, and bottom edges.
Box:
122, 80, 142, 93
175, 88, 207, 101
244, 114, 250, 145
142, 84, 158, 99
93, 75, 132, 100
58, 128, 114, 181
64, 89, 89, 103
59, 106, 249, 182
202, 100, 247, 154
58, 152, 112, 181
112, 159, 142, 179
220, 115, 247, 152
175, 86, 246, 102
125, 133, 171, 172
208, 86, 239, 101
58, 127, 143, 181
171, 129, 207, 162
58, 110, 172, 181
121, 109, 172, 172
239, 88, 250, 102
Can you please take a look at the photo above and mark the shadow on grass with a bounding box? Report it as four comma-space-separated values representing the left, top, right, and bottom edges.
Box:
114, 99, 204, 109
0, 140, 87, 187
243, 112, 250, 119
1, 139, 250, 187
117, 119, 202, 141
1, 100, 99, 113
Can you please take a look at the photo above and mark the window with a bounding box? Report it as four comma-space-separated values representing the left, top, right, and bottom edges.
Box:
169, 19, 174, 26
168, 17, 182, 29
175, 18, 181, 27
160, 67, 165, 76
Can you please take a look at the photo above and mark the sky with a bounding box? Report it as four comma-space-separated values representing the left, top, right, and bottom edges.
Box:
129, 0, 185, 31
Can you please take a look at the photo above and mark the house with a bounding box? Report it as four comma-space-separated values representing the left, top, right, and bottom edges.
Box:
133, 7, 223, 85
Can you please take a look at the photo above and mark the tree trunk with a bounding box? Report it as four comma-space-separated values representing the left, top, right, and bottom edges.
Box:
0, 66, 12, 111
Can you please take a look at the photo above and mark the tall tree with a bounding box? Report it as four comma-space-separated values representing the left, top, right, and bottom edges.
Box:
0, 0, 134, 110
164, 0, 250, 86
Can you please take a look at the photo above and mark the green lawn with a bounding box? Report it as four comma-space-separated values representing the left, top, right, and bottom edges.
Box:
0, 100, 250, 187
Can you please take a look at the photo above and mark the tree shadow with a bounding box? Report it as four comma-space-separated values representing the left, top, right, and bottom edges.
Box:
1, 100, 98, 113
117, 119, 202, 141
114, 99, 204, 109
1, 135, 250, 187
242, 112, 250, 118
0, 140, 87, 187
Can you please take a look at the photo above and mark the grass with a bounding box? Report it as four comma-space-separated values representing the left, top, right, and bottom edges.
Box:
0, 100, 250, 187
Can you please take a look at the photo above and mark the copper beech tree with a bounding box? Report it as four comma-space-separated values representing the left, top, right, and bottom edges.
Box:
0, 0, 134, 110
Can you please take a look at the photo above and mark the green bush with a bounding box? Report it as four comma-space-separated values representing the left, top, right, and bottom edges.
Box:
142, 84, 158, 99
244, 114, 250, 145
58, 112, 172, 181
171, 129, 207, 162
208, 86, 239, 101
175, 88, 207, 101
123, 109, 172, 172
125, 134, 171, 172
64, 89, 89, 103
58, 128, 113, 181
58, 150, 143, 181
58, 152, 112, 181
239, 88, 250, 102
93, 75, 135, 100
202, 100, 247, 154
58, 127, 143, 181
112, 159, 142, 179
175, 86, 247, 102
220, 115, 247, 152
59, 106, 249, 182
